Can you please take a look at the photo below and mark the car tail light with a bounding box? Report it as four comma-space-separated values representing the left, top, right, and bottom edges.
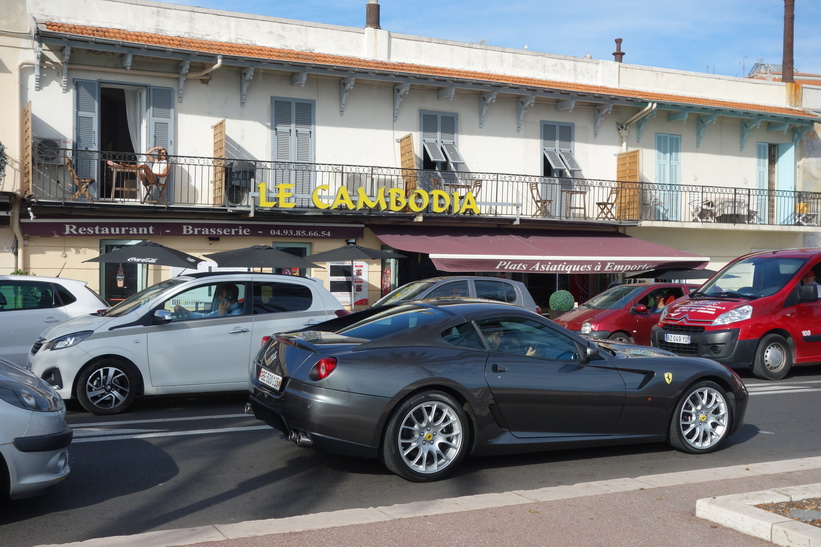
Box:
261, 335, 272, 347
335, 309, 350, 317
534, 305, 542, 315
309, 357, 337, 380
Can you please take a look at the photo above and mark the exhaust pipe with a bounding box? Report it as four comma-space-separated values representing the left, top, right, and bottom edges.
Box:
289, 431, 314, 447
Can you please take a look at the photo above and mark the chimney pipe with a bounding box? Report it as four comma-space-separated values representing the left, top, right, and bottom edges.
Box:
782, 0, 794, 83
366, 0, 381, 29
612, 38, 625, 63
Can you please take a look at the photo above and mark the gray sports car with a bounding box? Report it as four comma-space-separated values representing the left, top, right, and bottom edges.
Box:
248, 300, 748, 482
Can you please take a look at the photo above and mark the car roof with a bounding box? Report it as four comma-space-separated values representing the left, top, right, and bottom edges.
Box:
181, 271, 321, 282
734, 248, 821, 261
0, 275, 87, 285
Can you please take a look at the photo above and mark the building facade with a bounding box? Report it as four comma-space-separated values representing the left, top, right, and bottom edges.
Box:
1, 0, 820, 310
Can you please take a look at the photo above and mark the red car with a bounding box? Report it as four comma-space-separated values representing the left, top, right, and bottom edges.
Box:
554, 283, 698, 345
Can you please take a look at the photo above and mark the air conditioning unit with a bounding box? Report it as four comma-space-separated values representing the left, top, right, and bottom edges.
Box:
225, 160, 255, 208
226, 184, 251, 207
33, 137, 68, 165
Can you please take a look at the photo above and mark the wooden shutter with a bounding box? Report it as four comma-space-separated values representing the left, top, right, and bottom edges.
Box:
212, 119, 226, 206
22, 102, 32, 196
616, 150, 640, 220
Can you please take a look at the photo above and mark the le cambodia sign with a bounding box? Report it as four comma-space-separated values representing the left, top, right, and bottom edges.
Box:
257, 183, 480, 215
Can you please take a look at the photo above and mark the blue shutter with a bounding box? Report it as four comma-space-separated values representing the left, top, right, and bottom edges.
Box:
149, 87, 174, 152
756, 143, 769, 223
74, 80, 98, 181
150, 86, 174, 203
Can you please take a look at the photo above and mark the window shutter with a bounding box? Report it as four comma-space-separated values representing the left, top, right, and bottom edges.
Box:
656, 134, 669, 184
149, 87, 174, 152
557, 124, 572, 151
74, 80, 98, 180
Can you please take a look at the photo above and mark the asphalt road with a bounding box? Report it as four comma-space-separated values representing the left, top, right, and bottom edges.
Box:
2, 366, 821, 547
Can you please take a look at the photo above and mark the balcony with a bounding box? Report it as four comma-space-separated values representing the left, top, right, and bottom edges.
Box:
27, 148, 821, 228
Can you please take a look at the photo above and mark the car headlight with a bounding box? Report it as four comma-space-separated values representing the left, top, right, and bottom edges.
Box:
0, 381, 64, 411
580, 321, 592, 334
712, 305, 753, 326
43, 330, 94, 351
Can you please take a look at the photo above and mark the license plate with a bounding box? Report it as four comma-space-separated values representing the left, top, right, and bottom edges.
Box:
258, 368, 283, 390
665, 333, 691, 344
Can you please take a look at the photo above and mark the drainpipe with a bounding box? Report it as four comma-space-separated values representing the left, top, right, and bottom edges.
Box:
14, 60, 36, 271
186, 55, 223, 81
617, 102, 657, 152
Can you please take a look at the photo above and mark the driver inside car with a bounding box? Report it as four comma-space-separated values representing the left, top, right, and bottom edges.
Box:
175, 284, 243, 318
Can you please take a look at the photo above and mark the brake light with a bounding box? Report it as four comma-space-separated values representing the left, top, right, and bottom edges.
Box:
335, 309, 350, 317
309, 357, 337, 380
535, 305, 542, 315
261, 335, 272, 347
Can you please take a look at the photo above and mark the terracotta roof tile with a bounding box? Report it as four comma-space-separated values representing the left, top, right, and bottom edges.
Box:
42, 22, 817, 121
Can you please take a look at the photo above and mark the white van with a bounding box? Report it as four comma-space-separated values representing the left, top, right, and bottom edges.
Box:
28, 272, 344, 414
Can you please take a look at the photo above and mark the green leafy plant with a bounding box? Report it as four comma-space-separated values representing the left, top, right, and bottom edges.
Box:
548, 289, 575, 312
11, 269, 33, 276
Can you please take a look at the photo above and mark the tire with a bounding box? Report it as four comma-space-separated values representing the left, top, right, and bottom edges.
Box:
752, 334, 792, 380
76, 360, 139, 415
668, 380, 731, 454
607, 332, 633, 344
382, 391, 469, 482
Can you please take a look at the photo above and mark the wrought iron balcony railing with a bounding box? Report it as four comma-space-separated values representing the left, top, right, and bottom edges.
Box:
28, 148, 821, 227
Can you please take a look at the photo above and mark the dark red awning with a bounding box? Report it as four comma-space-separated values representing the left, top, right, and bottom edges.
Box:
372, 226, 709, 274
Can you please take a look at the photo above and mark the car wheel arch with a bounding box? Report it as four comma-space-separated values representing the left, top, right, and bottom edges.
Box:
72, 355, 145, 399
377, 384, 477, 460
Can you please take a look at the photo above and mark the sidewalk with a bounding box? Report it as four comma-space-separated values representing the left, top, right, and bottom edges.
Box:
44, 457, 821, 547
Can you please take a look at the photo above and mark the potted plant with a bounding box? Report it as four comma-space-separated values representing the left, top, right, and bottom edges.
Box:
548, 289, 575, 319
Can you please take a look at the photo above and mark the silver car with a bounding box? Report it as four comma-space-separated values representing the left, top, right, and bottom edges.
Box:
0, 357, 72, 499
374, 276, 541, 314
0, 276, 109, 367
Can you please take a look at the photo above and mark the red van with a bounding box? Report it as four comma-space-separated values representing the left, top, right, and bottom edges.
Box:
651, 249, 821, 380
554, 282, 697, 345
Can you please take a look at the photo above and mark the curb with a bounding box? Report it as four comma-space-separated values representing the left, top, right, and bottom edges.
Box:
696, 483, 821, 546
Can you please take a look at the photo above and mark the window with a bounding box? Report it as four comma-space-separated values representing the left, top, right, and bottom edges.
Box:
272, 98, 315, 200
427, 281, 469, 298
421, 112, 464, 171
475, 280, 516, 303
163, 282, 247, 320
655, 133, 681, 185
476, 317, 581, 359
442, 323, 485, 350
274, 242, 311, 276
252, 281, 313, 314
542, 122, 581, 177
0, 281, 55, 311
75, 80, 173, 198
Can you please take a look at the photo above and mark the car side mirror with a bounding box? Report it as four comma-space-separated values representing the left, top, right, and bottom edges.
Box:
633, 303, 649, 314
583, 343, 600, 362
154, 309, 173, 324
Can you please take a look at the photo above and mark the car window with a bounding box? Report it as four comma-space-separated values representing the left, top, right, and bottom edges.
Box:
582, 285, 644, 310
375, 280, 438, 305
336, 306, 446, 340
55, 284, 78, 306
475, 279, 516, 303
476, 317, 581, 360
427, 281, 469, 299
252, 281, 312, 314
441, 323, 485, 349
164, 282, 247, 321
0, 281, 55, 311
105, 277, 189, 317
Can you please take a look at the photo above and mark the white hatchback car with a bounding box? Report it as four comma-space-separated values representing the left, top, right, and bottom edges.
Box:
0, 357, 72, 500
28, 272, 345, 415
0, 276, 108, 367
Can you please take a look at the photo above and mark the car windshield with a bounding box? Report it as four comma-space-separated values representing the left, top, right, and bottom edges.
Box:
581, 285, 645, 309
334, 304, 448, 340
103, 277, 191, 317
374, 281, 438, 306
694, 256, 807, 299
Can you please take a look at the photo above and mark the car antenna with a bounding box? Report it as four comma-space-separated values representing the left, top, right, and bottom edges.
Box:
56, 262, 66, 277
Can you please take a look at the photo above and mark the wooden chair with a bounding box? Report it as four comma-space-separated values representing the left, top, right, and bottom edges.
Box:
595, 188, 619, 220
141, 162, 171, 205
529, 182, 553, 217
65, 157, 94, 202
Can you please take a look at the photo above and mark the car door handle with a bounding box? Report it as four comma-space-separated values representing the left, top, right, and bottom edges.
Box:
229, 327, 250, 334
492, 363, 507, 373
44, 316, 61, 323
